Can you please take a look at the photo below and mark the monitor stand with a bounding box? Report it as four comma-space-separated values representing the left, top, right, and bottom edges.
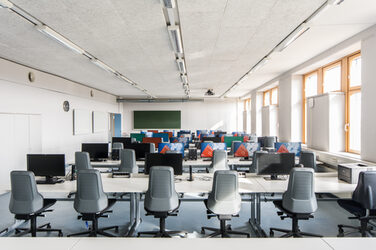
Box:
36, 176, 64, 185
263, 174, 288, 181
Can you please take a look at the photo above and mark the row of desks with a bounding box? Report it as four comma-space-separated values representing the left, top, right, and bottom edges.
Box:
0, 237, 374, 250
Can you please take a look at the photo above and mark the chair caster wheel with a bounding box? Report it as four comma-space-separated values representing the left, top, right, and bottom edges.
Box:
47, 224, 51, 229
15, 229, 20, 234
201, 229, 205, 234
58, 232, 63, 237
115, 226, 119, 233
247, 234, 251, 238
269, 230, 274, 237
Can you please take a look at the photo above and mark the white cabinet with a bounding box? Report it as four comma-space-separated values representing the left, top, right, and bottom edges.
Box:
307, 92, 345, 152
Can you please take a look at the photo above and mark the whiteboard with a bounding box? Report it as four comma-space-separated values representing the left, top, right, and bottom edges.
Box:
73, 109, 91, 135
92, 111, 108, 133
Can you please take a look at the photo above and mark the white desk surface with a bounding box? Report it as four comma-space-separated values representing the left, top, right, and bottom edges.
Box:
1, 237, 375, 250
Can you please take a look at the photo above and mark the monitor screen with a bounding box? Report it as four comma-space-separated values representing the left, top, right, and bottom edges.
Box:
145, 153, 183, 175
256, 153, 295, 176
27, 154, 65, 177
124, 143, 152, 160
112, 137, 133, 147
81, 143, 109, 160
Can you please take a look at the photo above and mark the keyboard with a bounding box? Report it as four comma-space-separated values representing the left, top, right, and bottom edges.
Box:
112, 172, 131, 178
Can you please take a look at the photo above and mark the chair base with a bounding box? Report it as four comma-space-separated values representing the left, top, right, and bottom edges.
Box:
67, 225, 119, 237
137, 217, 187, 238
14, 220, 63, 237
201, 220, 250, 238
269, 227, 322, 238
338, 223, 376, 237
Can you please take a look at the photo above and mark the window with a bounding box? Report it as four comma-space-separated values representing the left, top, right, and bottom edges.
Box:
347, 53, 361, 153
244, 99, 251, 133
263, 87, 278, 106
323, 62, 341, 93
302, 51, 361, 154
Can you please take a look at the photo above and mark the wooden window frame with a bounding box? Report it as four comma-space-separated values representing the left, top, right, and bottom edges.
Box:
302, 70, 319, 144
322, 60, 342, 94
263, 87, 278, 107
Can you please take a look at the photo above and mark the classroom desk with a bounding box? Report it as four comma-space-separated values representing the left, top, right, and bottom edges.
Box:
0, 237, 375, 250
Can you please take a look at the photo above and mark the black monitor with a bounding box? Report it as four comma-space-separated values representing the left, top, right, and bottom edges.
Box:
214, 131, 226, 137
257, 137, 265, 147
27, 154, 65, 184
256, 153, 295, 180
202, 136, 221, 143
112, 137, 133, 147
124, 143, 151, 160
145, 153, 183, 175
81, 143, 109, 161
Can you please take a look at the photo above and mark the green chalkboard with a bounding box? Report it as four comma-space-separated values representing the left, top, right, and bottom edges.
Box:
134, 111, 181, 129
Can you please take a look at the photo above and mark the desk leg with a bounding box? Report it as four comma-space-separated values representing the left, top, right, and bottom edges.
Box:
248, 193, 266, 237
126, 193, 141, 237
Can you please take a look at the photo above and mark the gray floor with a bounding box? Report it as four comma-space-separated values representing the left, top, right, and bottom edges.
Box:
0, 192, 364, 238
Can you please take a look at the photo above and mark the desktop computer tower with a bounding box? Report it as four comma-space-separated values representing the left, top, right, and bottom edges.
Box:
188, 148, 197, 160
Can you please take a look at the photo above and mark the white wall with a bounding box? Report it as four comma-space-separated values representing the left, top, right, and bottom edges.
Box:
122, 99, 239, 133
361, 32, 376, 162
0, 58, 122, 181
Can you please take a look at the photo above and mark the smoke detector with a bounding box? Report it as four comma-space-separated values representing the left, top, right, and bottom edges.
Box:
205, 89, 215, 96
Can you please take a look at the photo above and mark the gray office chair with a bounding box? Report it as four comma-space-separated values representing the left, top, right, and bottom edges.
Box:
230, 141, 242, 155
9, 171, 63, 237
250, 151, 268, 173
138, 166, 187, 237
75, 151, 92, 171
270, 168, 322, 237
299, 151, 317, 172
337, 171, 376, 237
118, 149, 138, 173
201, 170, 250, 238
208, 150, 229, 173
112, 142, 124, 160
67, 169, 119, 237
149, 143, 156, 153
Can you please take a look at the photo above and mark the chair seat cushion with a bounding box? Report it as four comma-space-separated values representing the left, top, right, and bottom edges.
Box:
273, 200, 312, 218
337, 199, 376, 217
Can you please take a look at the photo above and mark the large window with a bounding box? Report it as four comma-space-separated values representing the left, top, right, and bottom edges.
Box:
263, 87, 278, 106
302, 51, 361, 154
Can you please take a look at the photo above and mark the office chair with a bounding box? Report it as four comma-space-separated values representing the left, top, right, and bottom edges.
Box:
250, 151, 268, 173
337, 171, 376, 237
112, 142, 124, 160
299, 151, 317, 172
270, 168, 322, 238
119, 149, 138, 173
230, 141, 242, 155
201, 170, 250, 238
138, 167, 187, 238
75, 152, 92, 171
148, 143, 156, 153
263, 136, 276, 152
9, 171, 63, 237
208, 150, 229, 173
67, 169, 119, 237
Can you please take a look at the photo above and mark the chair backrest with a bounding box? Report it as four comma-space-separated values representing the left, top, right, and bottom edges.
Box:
282, 168, 317, 214
144, 166, 179, 213
74, 169, 108, 214
9, 171, 44, 215
299, 151, 317, 171
263, 136, 276, 148
149, 143, 156, 153
352, 171, 376, 210
252, 151, 268, 173
75, 152, 92, 171
207, 170, 241, 215
119, 149, 138, 173
209, 149, 229, 173
112, 142, 124, 150
230, 141, 242, 155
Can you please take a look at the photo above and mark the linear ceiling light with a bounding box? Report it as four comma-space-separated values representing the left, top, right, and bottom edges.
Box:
176, 58, 186, 74
275, 24, 310, 52
252, 56, 271, 72
162, 0, 175, 8
180, 74, 188, 84
168, 25, 183, 54
0, 0, 13, 8
37, 25, 87, 55
91, 58, 117, 74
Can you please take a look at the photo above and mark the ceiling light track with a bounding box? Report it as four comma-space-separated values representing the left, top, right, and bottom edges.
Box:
221, 0, 344, 98
1, 0, 155, 99
161, 0, 190, 98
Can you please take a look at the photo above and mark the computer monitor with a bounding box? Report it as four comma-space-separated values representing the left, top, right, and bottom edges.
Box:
144, 153, 183, 175
81, 143, 109, 161
27, 154, 65, 184
112, 137, 133, 147
214, 131, 226, 137
256, 153, 295, 180
124, 143, 152, 160
202, 136, 221, 143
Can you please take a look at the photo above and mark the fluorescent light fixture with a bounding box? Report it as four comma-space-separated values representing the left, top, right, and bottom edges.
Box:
91, 58, 116, 74
275, 24, 310, 52
180, 74, 188, 84
252, 56, 270, 72
162, 0, 175, 8
167, 8, 176, 25
0, 0, 13, 8
37, 25, 86, 55
168, 25, 183, 54
176, 58, 186, 74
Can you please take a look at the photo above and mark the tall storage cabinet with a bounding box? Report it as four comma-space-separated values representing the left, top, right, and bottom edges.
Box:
307, 92, 345, 152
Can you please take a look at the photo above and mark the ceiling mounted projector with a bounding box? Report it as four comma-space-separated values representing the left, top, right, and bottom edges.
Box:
205, 89, 215, 96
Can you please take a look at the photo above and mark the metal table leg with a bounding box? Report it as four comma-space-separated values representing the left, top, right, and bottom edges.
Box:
126, 193, 141, 237
248, 193, 266, 237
